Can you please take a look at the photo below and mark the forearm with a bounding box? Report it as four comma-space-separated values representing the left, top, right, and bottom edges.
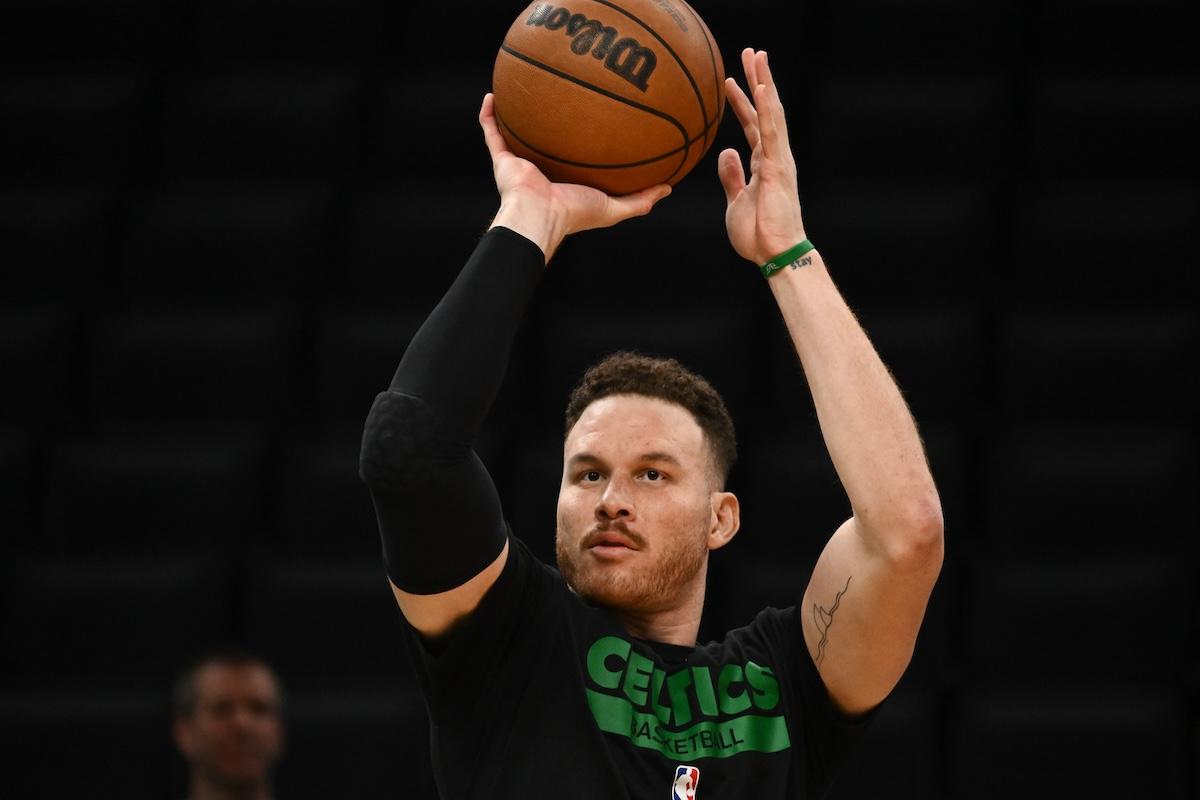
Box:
767, 252, 942, 554
359, 223, 544, 592
386, 223, 545, 440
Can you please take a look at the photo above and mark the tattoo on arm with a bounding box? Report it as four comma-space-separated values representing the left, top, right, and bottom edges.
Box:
789, 255, 813, 271
813, 575, 852, 670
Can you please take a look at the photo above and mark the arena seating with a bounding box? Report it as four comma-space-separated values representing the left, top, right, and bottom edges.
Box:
0, 0, 1194, 796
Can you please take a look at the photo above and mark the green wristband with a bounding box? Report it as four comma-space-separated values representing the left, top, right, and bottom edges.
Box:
760, 240, 816, 280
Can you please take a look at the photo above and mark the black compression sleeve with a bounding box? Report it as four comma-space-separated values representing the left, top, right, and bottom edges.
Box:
359, 226, 544, 593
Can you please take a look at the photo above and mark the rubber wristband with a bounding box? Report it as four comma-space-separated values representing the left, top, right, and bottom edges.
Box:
760, 240, 816, 280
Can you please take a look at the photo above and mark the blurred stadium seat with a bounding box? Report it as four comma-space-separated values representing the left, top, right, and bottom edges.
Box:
87, 307, 301, 430
244, 559, 415, 691
997, 309, 1196, 423
121, 184, 332, 302
982, 424, 1197, 561
823, 0, 1017, 77
1009, 182, 1198, 309
0, 0, 173, 64
185, 0, 386, 65
270, 430, 381, 560
0, 70, 150, 180
0, 557, 231, 690
1028, 77, 1199, 181
0, 304, 80, 430
0, 690, 173, 793
159, 72, 361, 182
810, 78, 1012, 184
801, 185, 993, 304
0, 187, 118, 300
949, 689, 1189, 799
963, 558, 1194, 688
338, 186, 500, 304
42, 432, 266, 559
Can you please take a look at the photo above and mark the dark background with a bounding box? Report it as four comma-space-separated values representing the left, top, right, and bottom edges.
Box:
1, 0, 1196, 796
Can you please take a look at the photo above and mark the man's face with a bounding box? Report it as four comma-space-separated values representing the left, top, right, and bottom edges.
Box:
173, 663, 284, 788
556, 394, 718, 613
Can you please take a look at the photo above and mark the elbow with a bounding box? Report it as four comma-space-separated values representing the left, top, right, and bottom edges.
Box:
861, 493, 945, 568
905, 493, 944, 544
898, 495, 945, 568
358, 390, 441, 491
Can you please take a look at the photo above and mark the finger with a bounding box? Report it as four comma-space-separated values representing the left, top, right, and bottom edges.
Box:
717, 148, 746, 205
741, 47, 759, 93
754, 82, 780, 163
724, 77, 760, 152
479, 93, 510, 160
757, 51, 793, 157
608, 183, 672, 222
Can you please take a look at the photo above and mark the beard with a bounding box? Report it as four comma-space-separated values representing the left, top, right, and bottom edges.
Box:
555, 510, 709, 614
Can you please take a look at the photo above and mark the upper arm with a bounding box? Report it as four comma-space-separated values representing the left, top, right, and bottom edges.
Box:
799, 516, 944, 717
390, 538, 510, 641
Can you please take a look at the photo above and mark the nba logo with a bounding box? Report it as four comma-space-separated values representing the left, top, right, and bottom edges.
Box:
672, 765, 700, 800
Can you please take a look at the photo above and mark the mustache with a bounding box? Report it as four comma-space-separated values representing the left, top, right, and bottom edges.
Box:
584, 522, 645, 550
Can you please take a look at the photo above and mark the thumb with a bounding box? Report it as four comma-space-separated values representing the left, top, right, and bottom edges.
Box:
717, 148, 746, 205
605, 183, 672, 224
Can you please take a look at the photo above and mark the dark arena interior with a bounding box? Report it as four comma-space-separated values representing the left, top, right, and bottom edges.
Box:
0, 0, 1196, 797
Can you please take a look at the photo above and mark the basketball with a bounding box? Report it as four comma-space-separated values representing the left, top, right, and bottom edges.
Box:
492, 0, 726, 195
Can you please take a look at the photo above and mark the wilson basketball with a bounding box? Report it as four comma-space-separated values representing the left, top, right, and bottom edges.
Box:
492, 0, 726, 195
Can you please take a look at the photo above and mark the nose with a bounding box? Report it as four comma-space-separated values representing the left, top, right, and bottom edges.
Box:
596, 474, 635, 521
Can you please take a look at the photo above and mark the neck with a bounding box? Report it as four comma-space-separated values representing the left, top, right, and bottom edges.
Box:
614, 560, 707, 647
189, 775, 271, 800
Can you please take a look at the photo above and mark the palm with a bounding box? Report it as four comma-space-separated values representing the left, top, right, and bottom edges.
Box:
492, 148, 644, 235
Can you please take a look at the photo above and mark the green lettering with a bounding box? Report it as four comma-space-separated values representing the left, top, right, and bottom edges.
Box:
745, 661, 781, 711
586, 690, 791, 758
666, 669, 694, 727
622, 650, 654, 706
692, 666, 719, 716
650, 668, 672, 723
717, 664, 751, 715
586, 637, 630, 690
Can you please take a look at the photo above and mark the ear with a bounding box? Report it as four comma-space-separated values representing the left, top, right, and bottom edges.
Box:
172, 717, 194, 757
706, 491, 740, 551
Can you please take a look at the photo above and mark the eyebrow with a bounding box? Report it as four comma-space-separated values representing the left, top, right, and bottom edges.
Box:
567, 451, 682, 469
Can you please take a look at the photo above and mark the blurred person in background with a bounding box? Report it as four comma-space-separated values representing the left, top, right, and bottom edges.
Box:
171, 648, 285, 800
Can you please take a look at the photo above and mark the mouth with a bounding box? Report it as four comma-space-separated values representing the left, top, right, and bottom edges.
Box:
586, 530, 639, 558
587, 531, 637, 550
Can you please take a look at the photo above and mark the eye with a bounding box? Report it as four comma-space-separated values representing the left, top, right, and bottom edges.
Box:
643, 469, 662, 481
582, 470, 602, 482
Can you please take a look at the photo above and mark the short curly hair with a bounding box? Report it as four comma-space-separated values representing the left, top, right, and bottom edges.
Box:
564, 351, 737, 486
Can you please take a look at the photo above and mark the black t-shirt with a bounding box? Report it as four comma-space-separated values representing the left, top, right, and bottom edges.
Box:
398, 530, 885, 799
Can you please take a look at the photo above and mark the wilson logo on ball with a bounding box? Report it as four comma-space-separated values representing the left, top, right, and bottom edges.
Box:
526, 3, 659, 91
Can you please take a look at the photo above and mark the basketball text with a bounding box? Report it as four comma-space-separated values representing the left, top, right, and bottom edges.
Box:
526, 3, 659, 92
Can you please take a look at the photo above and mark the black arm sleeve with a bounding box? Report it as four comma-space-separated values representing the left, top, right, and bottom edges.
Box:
358, 226, 544, 594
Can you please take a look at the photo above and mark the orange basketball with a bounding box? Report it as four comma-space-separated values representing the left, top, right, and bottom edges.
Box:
492, 0, 726, 195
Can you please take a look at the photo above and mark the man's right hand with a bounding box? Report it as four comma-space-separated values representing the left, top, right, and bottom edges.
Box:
480, 92, 672, 263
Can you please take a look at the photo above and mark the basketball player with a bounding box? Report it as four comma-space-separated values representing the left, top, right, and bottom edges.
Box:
359, 49, 943, 798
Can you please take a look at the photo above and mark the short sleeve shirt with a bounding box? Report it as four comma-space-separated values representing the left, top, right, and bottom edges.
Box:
398, 531, 884, 799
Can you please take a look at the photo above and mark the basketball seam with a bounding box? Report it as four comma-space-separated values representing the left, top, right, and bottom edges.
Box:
498, 43, 690, 181
677, 0, 721, 128
586, 0, 710, 153
497, 105, 720, 170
